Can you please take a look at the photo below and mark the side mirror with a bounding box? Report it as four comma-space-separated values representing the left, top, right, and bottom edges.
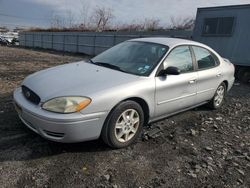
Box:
158, 66, 181, 76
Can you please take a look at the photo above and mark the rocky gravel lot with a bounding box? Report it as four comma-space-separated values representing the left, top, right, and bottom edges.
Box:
0, 46, 249, 188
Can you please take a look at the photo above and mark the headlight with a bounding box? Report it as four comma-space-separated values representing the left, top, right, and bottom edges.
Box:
42, 96, 91, 113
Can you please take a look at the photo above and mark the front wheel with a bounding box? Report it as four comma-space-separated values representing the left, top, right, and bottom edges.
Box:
101, 101, 144, 148
208, 82, 226, 109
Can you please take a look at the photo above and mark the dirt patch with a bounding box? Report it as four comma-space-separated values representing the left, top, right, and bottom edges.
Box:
0, 46, 249, 187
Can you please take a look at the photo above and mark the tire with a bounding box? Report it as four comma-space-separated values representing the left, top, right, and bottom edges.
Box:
208, 82, 226, 109
101, 100, 144, 148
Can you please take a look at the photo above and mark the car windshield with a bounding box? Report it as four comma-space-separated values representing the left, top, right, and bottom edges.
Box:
91, 41, 169, 76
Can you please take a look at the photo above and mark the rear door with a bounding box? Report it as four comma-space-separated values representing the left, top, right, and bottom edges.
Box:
154, 46, 198, 118
191, 46, 222, 103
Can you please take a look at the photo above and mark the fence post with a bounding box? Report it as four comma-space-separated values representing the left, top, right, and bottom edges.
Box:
63, 34, 65, 53
93, 35, 96, 55
24, 32, 26, 47
51, 33, 54, 49
113, 34, 116, 45
41, 33, 43, 48
32, 33, 35, 48
76, 34, 79, 53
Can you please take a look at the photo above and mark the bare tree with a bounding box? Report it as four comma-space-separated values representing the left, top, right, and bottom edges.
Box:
169, 16, 195, 30
65, 10, 75, 28
91, 6, 114, 31
144, 18, 160, 31
50, 13, 65, 29
115, 18, 161, 32
79, 0, 91, 29
50, 11, 77, 29
115, 23, 143, 31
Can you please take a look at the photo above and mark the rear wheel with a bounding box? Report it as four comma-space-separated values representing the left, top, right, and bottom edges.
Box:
208, 82, 226, 109
101, 101, 144, 148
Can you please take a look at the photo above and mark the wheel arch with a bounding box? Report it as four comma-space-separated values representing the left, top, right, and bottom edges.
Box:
104, 97, 150, 127
222, 80, 228, 91
123, 97, 150, 125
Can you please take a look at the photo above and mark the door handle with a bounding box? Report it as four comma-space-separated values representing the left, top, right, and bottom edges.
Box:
189, 79, 196, 84
216, 73, 222, 77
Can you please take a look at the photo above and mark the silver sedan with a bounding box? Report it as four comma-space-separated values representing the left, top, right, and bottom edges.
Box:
13, 37, 235, 148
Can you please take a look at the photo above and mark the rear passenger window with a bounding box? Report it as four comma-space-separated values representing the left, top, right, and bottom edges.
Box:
192, 46, 218, 69
164, 46, 193, 73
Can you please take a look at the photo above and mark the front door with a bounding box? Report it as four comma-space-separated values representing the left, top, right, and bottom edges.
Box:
155, 46, 197, 118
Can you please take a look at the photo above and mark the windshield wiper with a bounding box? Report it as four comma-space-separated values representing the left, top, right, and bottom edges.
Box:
88, 59, 94, 64
93, 62, 127, 73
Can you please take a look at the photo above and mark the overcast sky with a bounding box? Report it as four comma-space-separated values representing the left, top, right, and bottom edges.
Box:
0, 0, 250, 28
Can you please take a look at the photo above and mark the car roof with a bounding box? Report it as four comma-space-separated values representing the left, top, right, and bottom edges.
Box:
129, 37, 206, 48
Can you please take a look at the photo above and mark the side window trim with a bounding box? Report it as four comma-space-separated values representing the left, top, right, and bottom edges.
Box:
156, 45, 195, 76
189, 46, 198, 71
190, 45, 220, 71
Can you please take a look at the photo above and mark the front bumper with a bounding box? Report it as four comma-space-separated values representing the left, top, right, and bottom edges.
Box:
13, 87, 108, 143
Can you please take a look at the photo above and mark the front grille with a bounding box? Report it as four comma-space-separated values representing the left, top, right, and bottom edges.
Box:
21, 85, 41, 105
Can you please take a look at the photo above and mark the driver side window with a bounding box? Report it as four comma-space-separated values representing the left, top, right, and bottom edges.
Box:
163, 46, 193, 73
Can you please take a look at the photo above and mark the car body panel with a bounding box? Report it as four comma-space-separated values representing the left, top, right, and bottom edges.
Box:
14, 87, 108, 142
196, 66, 222, 103
13, 37, 235, 143
22, 62, 139, 103
154, 72, 198, 117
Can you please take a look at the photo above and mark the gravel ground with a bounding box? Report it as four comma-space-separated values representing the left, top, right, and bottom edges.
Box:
0, 46, 249, 188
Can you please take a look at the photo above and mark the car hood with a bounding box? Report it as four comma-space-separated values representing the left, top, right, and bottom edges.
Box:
22, 61, 139, 102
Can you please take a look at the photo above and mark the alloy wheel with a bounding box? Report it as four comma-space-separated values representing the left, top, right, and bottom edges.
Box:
214, 85, 225, 106
114, 109, 140, 143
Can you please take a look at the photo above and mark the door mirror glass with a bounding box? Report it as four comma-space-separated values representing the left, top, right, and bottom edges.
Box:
159, 66, 181, 76
163, 46, 193, 73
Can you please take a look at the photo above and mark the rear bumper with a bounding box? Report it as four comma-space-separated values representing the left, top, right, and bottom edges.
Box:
227, 77, 235, 92
13, 87, 108, 143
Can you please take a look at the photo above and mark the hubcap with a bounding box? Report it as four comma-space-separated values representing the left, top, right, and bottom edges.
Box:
114, 109, 140, 143
214, 85, 225, 106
